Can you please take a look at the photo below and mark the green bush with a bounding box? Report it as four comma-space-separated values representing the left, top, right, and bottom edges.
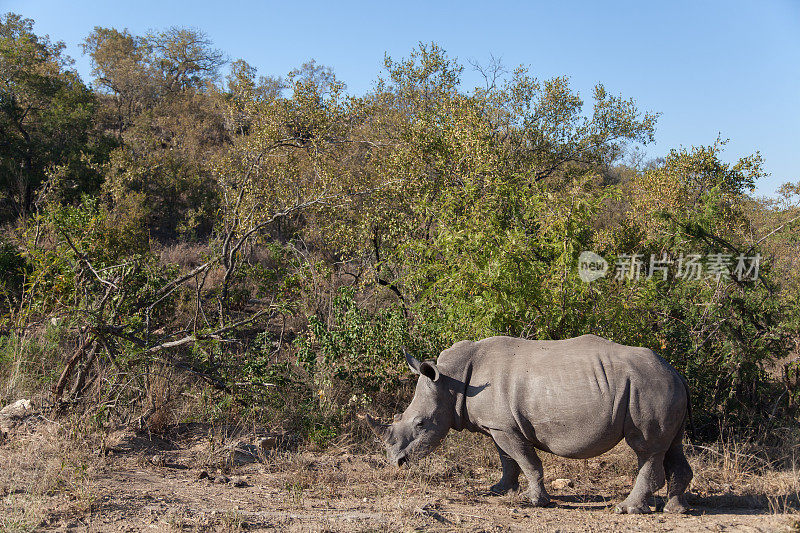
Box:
237, 288, 426, 444
0, 236, 27, 320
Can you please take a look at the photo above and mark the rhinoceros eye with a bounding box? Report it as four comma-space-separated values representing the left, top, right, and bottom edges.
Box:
413, 418, 425, 428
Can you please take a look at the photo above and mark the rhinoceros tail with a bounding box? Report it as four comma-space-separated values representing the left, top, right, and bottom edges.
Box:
681, 375, 695, 443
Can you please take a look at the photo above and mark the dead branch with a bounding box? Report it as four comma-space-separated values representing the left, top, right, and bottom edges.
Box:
69, 342, 99, 400
54, 334, 94, 402
59, 230, 118, 289
150, 259, 216, 304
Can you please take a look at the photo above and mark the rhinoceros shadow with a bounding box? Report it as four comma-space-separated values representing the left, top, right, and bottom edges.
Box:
527, 493, 792, 515
464, 382, 490, 396
553, 494, 612, 505
683, 492, 799, 515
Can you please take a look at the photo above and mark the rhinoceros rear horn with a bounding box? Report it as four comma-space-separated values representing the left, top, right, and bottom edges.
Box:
403, 347, 422, 375
403, 347, 440, 382
363, 413, 390, 441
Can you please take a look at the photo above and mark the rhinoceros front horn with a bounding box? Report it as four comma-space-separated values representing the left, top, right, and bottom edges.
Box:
363, 413, 390, 441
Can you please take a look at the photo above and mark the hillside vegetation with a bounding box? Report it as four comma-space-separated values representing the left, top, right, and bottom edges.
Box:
1, 13, 798, 452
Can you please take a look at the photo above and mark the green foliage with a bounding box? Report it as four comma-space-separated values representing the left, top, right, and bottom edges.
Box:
0, 13, 107, 220
82, 25, 226, 240
787, 361, 800, 408
0, 235, 27, 315
11, 196, 157, 320
236, 287, 423, 444
296, 288, 413, 394
410, 176, 606, 343
103, 133, 220, 240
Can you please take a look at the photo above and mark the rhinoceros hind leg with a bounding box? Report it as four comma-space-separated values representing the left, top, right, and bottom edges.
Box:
490, 430, 550, 506
663, 431, 692, 513
489, 441, 521, 495
615, 451, 666, 514
663, 494, 690, 514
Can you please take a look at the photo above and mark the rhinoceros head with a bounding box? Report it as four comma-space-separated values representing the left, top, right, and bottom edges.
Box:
365, 348, 454, 467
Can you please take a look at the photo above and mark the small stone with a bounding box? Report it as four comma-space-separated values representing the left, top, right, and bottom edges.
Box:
551, 478, 574, 490
232, 476, 248, 487
214, 474, 230, 484
197, 470, 210, 480
0, 399, 31, 419
0, 399, 32, 435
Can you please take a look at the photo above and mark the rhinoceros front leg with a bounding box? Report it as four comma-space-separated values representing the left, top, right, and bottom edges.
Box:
489, 441, 520, 495
490, 430, 550, 506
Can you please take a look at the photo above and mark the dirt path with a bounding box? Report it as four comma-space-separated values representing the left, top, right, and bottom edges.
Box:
45, 454, 790, 532
2, 425, 795, 532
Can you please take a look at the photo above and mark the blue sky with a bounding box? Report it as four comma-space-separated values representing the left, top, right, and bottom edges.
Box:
3, 0, 798, 196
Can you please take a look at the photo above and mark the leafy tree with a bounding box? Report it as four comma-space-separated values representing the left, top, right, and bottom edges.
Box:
84, 25, 228, 240
316, 44, 659, 316
82, 26, 157, 139
212, 59, 354, 320
0, 13, 103, 219
147, 27, 224, 93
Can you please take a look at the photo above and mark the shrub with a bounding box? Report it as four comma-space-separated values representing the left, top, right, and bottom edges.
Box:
239, 288, 427, 444
0, 236, 27, 321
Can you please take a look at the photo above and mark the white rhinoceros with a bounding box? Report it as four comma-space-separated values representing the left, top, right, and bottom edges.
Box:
366, 335, 692, 514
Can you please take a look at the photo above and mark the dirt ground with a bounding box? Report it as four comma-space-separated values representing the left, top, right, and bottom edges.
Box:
1, 422, 798, 532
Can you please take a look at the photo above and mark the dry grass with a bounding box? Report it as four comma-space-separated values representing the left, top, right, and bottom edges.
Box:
0, 419, 98, 531
0, 419, 797, 531
0, 322, 76, 407
158, 242, 210, 269
143, 364, 189, 434
249, 430, 798, 515
222, 431, 796, 531
687, 437, 800, 512
345, 431, 799, 516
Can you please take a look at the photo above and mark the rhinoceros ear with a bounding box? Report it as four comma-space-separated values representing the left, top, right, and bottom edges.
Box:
419, 361, 440, 382
403, 347, 423, 375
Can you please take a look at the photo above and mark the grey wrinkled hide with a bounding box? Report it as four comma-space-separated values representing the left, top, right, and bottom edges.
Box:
367, 335, 693, 514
